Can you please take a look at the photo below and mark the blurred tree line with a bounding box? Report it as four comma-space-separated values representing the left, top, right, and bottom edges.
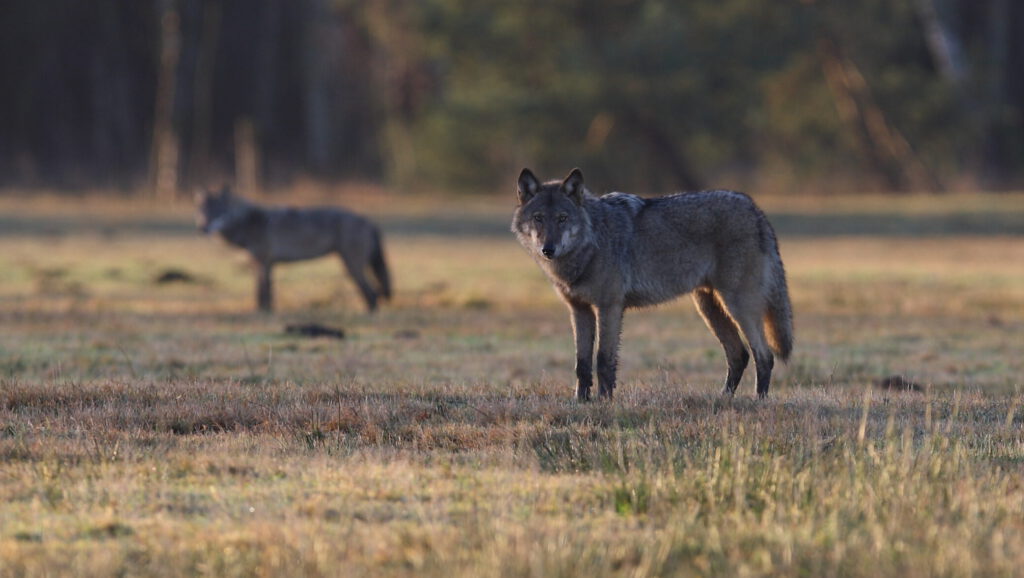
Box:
0, 0, 1021, 194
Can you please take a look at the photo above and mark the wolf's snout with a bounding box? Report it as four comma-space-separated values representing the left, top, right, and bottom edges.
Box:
541, 244, 556, 259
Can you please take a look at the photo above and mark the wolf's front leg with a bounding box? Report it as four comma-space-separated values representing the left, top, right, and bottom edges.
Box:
569, 301, 596, 401
596, 304, 624, 400
256, 262, 273, 312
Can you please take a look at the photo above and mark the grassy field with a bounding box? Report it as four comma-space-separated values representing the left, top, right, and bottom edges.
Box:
1, 189, 1023, 577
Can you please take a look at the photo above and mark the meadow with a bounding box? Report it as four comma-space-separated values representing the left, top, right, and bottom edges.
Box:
1, 189, 1023, 577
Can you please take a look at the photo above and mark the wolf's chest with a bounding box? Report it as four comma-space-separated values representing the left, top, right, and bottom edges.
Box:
542, 254, 617, 305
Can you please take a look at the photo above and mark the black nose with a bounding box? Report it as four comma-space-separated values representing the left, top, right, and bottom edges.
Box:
541, 245, 555, 259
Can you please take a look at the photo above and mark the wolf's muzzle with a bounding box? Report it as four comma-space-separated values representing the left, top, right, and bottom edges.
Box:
541, 244, 555, 259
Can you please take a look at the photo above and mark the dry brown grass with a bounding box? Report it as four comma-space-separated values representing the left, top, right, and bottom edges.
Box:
1, 190, 1023, 576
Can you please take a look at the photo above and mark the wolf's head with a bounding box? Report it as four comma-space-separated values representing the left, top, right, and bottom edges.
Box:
512, 168, 592, 260
194, 186, 239, 234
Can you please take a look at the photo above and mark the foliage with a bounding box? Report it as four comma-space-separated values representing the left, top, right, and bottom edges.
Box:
1, 0, 1022, 192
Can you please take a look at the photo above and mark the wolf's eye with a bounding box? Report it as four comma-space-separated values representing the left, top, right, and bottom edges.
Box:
533, 214, 543, 223
557, 214, 568, 224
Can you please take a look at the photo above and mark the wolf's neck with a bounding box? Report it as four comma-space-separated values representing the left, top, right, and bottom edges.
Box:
216, 204, 258, 245
548, 240, 596, 287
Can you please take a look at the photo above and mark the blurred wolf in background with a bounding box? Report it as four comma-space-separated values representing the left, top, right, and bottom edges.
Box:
195, 186, 391, 312
512, 168, 792, 401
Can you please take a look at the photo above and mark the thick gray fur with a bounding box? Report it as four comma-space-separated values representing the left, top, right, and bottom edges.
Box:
512, 168, 793, 400
196, 186, 391, 312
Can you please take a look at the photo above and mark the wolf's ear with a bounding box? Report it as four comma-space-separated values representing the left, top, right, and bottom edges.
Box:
562, 168, 584, 205
517, 168, 540, 205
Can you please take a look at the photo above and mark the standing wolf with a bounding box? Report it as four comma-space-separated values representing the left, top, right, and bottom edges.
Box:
512, 168, 792, 400
196, 186, 391, 312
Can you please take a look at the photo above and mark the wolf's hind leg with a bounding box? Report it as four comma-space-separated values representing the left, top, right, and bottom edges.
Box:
719, 290, 774, 398
339, 254, 378, 311
369, 240, 392, 300
692, 289, 749, 396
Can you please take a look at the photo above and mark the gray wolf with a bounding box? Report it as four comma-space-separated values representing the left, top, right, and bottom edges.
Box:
195, 186, 391, 312
512, 168, 793, 400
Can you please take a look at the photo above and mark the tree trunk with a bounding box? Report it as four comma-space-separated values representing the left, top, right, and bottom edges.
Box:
151, 0, 181, 198
303, 0, 333, 174
253, 0, 281, 185
235, 118, 260, 195
983, 0, 1010, 186
915, 0, 968, 86
188, 0, 221, 188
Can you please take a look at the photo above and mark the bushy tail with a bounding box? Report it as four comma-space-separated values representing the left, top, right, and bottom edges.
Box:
764, 256, 794, 362
370, 228, 392, 300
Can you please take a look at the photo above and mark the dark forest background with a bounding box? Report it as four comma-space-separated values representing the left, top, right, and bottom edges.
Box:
1, 0, 1022, 195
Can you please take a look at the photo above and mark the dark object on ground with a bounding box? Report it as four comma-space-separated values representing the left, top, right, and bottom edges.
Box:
875, 375, 924, 392
154, 268, 198, 284
285, 323, 346, 339
393, 329, 420, 340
